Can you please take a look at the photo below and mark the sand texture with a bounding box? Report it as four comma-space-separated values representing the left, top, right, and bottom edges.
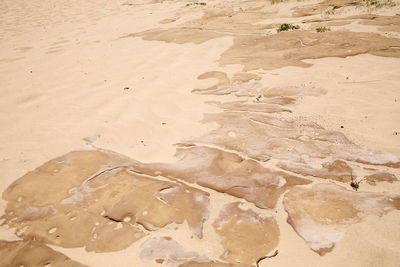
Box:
1, 0, 400, 266
0, 240, 88, 267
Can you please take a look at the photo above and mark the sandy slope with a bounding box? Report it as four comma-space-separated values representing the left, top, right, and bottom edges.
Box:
1, 0, 400, 266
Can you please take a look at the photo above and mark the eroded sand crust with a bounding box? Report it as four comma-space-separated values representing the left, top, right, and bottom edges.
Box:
1, 149, 210, 252
132, 146, 310, 209
178, 72, 400, 169
212, 202, 279, 264
186, 111, 399, 167
192, 72, 261, 95
0, 240, 87, 267
140, 236, 253, 266
219, 31, 400, 71
278, 160, 398, 184
180, 262, 251, 267
292, 0, 366, 17
130, 0, 400, 71
179, 261, 253, 267
140, 236, 209, 266
283, 183, 400, 255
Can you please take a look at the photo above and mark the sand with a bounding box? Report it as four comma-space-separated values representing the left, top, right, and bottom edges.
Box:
0, 0, 400, 266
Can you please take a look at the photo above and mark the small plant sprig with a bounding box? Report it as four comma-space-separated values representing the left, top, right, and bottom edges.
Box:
277, 23, 300, 32
324, 6, 337, 15
270, 0, 289, 4
350, 178, 360, 191
350, 171, 366, 191
365, 0, 396, 7
316, 26, 330, 32
186, 2, 206, 6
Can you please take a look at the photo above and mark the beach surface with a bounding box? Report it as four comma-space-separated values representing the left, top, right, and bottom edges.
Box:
1, 0, 400, 266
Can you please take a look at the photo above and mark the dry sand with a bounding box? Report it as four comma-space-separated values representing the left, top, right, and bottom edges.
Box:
1, 0, 400, 266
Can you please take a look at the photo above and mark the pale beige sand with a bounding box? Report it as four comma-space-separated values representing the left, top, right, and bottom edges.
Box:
1, 0, 400, 266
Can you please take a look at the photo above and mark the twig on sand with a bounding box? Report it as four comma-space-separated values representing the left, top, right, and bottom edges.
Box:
338, 80, 381, 84
256, 250, 279, 267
